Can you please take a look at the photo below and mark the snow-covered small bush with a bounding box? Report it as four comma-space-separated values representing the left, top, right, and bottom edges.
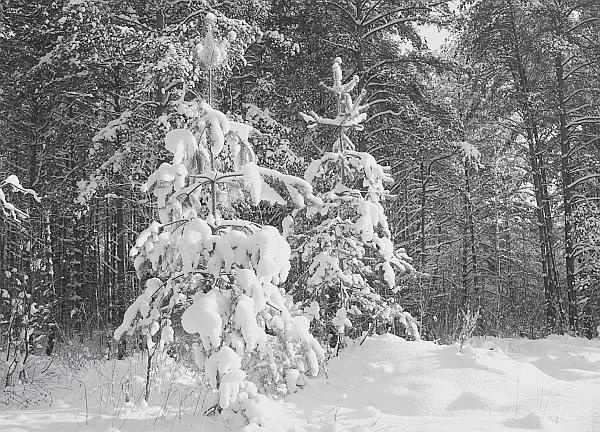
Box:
0, 175, 47, 387
456, 308, 480, 351
287, 58, 418, 348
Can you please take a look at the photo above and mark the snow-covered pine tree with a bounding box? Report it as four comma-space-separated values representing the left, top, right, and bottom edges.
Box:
114, 13, 324, 421
287, 58, 419, 348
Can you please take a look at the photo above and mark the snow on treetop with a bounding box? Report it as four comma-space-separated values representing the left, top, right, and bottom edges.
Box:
195, 12, 236, 69
299, 58, 368, 141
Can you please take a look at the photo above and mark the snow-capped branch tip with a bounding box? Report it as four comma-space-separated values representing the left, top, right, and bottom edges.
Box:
299, 110, 320, 128
205, 12, 217, 26
299, 58, 369, 132
321, 56, 360, 95
205, 11, 236, 41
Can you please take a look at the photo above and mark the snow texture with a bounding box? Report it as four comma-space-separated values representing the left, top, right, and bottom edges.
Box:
5, 334, 600, 431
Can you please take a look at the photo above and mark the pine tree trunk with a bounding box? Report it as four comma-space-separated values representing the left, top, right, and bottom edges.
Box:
116, 193, 126, 325
355, 0, 367, 152
555, 52, 576, 331
506, 0, 565, 333
461, 220, 469, 307
419, 160, 427, 270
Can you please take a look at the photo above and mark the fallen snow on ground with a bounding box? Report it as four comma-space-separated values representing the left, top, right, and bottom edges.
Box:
2, 334, 600, 431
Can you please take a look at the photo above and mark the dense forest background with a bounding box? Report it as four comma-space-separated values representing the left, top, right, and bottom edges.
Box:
1, 0, 599, 357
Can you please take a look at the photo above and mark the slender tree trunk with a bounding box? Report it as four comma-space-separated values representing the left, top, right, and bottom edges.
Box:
355, 0, 367, 152
493, 146, 502, 315
116, 194, 126, 325
155, 8, 166, 117
506, 0, 565, 333
419, 160, 427, 324
466, 164, 479, 301
419, 160, 427, 270
461, 218, 469, 307
555, 52, 576, 331
461, 161, 478, 310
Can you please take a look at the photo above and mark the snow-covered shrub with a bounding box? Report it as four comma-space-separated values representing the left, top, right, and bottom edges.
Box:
286, 58, 418, 348
456, 308, 480, 351
114, 13, 324, 420
0, 175, 49, 387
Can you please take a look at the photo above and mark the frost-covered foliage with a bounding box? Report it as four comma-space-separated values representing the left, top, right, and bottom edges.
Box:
287, 58, 418, 346
114, 14, 324, 421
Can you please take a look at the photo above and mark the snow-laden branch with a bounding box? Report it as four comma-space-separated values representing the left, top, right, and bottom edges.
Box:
257, 166, 321, 206
567, 174, 600, 190
361, 3, 436, 28
362, 16, 420, 40
563, 60, 597, 81
566, 103, 597, 116
566, 116, 600, 129
566, 17, 600, 35
0, 175, 40, 221
321, 0, 359, 26
564, 88, 598, 105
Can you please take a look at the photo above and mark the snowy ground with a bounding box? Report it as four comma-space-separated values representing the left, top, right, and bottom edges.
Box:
2, 334, 600, 431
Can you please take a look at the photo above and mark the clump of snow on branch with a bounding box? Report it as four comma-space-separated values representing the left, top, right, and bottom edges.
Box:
0, 175, 40, 221
455, 141, 482, 170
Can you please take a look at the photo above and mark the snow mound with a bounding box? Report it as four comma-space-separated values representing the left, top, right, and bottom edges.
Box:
472, 335, 600, 381
503, 412, 556, 430
534, 352, 600, 380
447, 391, 492, 411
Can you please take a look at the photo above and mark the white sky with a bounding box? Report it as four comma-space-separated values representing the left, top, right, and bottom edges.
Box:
418, 24, 451, 52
